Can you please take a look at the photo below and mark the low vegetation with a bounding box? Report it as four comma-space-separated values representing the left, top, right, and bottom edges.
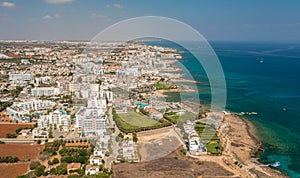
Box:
48, 157, 59, 165
42, 140, 62, 156
164, 111, 197, 124
180, 148, 187, 156
6, 133, 17, 138
0, 86, 23, 102
154, 81, 176, 90
195, 122, 223, 155
132, 132, 138, 142
30, 161, 41, 170
112, 108, 172, 134
0, 102, 13, 112
164, 111, 179, 124
60, 147, 91, 164
0, 156, 19, 163
18, 140, 95, 177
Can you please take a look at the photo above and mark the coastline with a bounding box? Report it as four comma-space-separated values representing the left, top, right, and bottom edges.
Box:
150, 43, 291, 177
154, 87, 196, 98
219, 113, 288, 177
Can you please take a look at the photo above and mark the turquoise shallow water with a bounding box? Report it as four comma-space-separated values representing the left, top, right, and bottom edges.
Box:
145, 40, 300, 177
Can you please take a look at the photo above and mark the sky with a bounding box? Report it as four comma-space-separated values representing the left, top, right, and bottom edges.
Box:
1, 0, 300, 42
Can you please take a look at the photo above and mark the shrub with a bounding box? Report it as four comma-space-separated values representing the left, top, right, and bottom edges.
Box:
133, 132, 138, 142
52, 158, 59, 164
30, 161, 41, 170
35, 165, 46, 177
196, 161, 203, 165
0, 156, 19, 163
6, 133, 17, 138
180, 148, 187, 156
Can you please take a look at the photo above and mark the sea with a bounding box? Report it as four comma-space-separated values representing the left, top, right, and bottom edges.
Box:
144, 40, 300, 177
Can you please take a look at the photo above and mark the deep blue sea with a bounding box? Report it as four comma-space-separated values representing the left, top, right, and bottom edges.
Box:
145, 40, 300, 177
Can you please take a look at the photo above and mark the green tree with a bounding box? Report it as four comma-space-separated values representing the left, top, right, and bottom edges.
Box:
34, 165, 46, 177
132, 132, 138, 142
52, 157, 59, 164
30, 161, 41, 170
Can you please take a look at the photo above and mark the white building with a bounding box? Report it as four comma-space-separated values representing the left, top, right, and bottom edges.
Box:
188, 131, 201, 152
87, 97, 107, 110
6, 106, 30, 121
183, 120, 195, 135
35, 76, 52, 86
188, 131, 206, 155
89, 156, 102, 165
31, 87, 60, 97
144, 107, 163, 120
32, 128, 48, 138
37, 110, 71, 131
122, 140, 135, 159
85, 165, 99, 175
9, 73, 34, 81
6, 100, 55, 122
38, 115, 49, 129
75, 107, 107, 136
93, 148, 105, 158
17, 100, 55, 111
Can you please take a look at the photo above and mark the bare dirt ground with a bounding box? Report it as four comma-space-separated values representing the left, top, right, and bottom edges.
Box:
0, 163, 29, 178
65, 141, 90, 147
137, 127, 184, 161
0, 123, 34, 138
112, 148, 234, 178
0, 143, 44, 160
0, 111, 11, 122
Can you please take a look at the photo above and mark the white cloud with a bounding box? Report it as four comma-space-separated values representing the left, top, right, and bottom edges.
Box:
45, 0, 74, 4
42, 15, 53, 20
1, 2, 15, 8
113, 3, 124, 9
91, 13, 110, 21
42, 14, 61, 20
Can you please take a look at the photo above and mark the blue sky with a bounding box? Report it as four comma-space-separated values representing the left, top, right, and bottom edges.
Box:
1, 0, 300, 41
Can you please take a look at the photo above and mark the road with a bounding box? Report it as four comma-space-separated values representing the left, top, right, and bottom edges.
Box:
105, 107, 120, 169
